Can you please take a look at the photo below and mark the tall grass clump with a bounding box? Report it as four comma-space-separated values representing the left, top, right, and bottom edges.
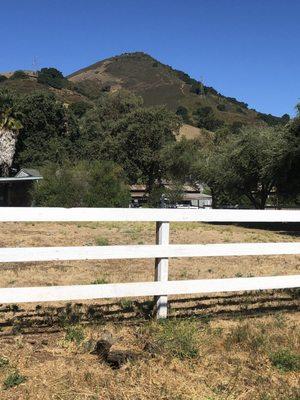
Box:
145, 319, 200, 360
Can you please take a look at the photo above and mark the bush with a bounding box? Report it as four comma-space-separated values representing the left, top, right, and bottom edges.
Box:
176, 106, 189, 123
10, 70, 28, 80
32, 161, 130, 207
269, 349, 300, 372
37, 67, 67, 89
217, 104, 226, 111
194, 106, 224, 131
190, 83, 203, 95
69, 101, 91, 118
0, 75, 7, 82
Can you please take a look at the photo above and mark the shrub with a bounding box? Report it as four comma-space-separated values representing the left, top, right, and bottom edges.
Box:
145, 319, 200, 359
190, 83, 203, 95
37, 67, 67, 89
3, 372, 27, 390
9, 70, 28, 80
95, 237, 109, 246
69, 101, 91, 118
269, 348, 300, 372
0, 75, 7, 82
120, 299, 135, 312
176, 106, 189, 123
92, 277, 108, 284
0, 357, 9, 368
194, 106, 224, 131
32, 161, 130, 208
217, 104, 226, 111
65, 325, 85, 345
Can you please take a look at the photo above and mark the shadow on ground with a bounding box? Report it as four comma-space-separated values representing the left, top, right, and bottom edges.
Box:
220, 222, 300, 237
0, 288, 299, 336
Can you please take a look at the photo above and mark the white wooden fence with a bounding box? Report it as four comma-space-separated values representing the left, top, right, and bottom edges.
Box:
0, 208, 300, 318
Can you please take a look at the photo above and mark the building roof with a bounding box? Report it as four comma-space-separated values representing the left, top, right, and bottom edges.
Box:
15, 168, 43, 178
0, 168, 43, 183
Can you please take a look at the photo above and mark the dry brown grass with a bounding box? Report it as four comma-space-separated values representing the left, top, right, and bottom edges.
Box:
0, 221, 299, 399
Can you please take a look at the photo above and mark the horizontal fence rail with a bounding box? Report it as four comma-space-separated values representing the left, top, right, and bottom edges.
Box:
0, 243, 300, 263
0, 207, 299, 318
1, 207, 300, 222
0, 276, 299, 304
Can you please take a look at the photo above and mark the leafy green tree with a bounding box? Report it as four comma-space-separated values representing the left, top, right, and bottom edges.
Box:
79, 92, 180, 190
33, 161, 130, 207
111, 106, 181, 190
276, 109, 300, 203
84, 161, 130, 207
69, 101, 92, 118
78, 91, 142, 159
281, 113, 290, 124
37, 67, 67, 89
0, 90, 23, 176
194, 126, 288, 209
161, 138, 200, 183
190, 83, 202, 95
15, 92, 79, 167
176, 106, 189, 123
194, 106, 224, 131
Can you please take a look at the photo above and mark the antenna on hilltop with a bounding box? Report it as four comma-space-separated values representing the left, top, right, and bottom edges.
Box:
199, 75, 205, 97
32, 56, 39, 74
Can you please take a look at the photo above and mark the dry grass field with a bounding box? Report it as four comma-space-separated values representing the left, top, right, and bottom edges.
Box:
0, 221, 299, 399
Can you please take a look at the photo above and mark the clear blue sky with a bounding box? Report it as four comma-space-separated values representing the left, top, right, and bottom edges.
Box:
1, 0, 299, 116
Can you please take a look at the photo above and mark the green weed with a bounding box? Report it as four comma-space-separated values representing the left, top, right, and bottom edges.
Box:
3, 371, 27, 390
269, 348, 300, 372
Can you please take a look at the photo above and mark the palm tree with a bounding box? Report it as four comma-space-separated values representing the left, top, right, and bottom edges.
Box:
0, 99, 22, 177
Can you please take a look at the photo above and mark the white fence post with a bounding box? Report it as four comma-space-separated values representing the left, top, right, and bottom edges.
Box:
155, 221, 170, 319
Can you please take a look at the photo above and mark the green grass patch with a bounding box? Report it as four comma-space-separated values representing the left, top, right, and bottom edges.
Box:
65, 325, 85, 345
3, 371, 27, 390
269, 348, 300, 372
0, 357, 9, 368
225, 323, 266, 351
145, 319, 200, 359
92, 277, 108, 285
95, 237, 109, 246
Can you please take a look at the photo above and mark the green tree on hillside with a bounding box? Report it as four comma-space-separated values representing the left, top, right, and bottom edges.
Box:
15, 92, 79, 167
10, 70, 28, 80
176, 106, 189, 123
37, 67, 68, 89
194, 106, 224, 131
78, 91, 143, 159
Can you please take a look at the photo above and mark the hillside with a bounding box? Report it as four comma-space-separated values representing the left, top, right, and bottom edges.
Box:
68, 52, 284, 127
1, 52, 287, 130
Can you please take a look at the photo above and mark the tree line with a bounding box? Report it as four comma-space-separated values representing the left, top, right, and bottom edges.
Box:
0, 87, 299, 208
